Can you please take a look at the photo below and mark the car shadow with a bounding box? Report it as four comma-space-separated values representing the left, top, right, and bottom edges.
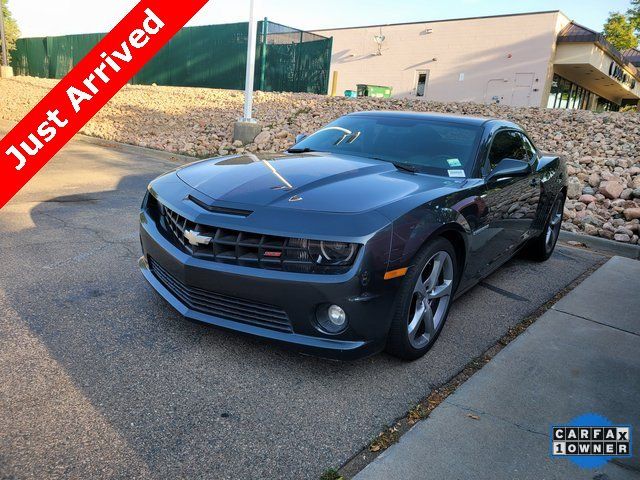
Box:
1, 165, 602, 479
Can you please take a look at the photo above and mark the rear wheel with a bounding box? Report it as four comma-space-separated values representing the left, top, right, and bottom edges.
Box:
386, 238, 457, 361
523, 194, 565, 261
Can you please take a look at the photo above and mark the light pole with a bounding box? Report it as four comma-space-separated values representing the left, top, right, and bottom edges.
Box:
242, 0, 257, 122
233, 0, 262, 145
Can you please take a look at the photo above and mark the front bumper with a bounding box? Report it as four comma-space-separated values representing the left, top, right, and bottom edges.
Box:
139, 210, 398, 360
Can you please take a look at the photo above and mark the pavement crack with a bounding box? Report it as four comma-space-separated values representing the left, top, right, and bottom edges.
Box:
36, 210, 73, 228
36, 211, 139, 267
551, 308, 640, 338
443, 399, 549, 438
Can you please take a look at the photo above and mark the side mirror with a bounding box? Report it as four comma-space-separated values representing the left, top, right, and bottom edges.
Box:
295, 133, 308, 144
486, 158, 531, 183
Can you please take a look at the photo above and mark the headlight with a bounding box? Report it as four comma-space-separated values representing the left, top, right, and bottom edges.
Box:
308, 240, 357, 265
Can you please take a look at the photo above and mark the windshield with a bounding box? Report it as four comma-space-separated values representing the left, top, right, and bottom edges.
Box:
291, 115, 482, 178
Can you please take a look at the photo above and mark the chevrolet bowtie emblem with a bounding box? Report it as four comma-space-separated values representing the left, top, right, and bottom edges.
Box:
184, 229, 212, 247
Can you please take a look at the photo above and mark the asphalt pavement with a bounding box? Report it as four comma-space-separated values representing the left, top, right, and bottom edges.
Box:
355, 256, 640, 480
0, 124, 607, 479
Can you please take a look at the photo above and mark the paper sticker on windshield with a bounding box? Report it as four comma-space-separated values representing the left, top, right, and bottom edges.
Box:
447, 158, 462, 167
448, 169, 466, 178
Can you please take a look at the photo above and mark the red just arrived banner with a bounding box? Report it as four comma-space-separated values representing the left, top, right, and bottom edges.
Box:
0, 0, 211, 209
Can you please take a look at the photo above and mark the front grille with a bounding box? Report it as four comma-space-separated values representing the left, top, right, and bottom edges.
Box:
154, 201, 350, 274
149, 257, 293, 333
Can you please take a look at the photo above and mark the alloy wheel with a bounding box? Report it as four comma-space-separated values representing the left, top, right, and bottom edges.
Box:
545, 197, 563, 251
407, 251, 454, 349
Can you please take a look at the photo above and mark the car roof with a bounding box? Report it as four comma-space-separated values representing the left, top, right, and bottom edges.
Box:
345, 110, 520, 129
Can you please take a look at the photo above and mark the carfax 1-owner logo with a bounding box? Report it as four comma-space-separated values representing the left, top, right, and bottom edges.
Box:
551, 414, 632, 468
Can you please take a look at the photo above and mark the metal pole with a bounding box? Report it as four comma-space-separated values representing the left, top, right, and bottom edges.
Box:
242, 0, 257, 122
259, 17, 267, 92
0, 0, 8, 67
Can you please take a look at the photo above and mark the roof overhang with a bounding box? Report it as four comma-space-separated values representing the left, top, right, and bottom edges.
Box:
554, 43, 640, 102
557, 22, 639, 76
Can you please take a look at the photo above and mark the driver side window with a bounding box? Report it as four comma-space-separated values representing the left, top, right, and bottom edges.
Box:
488, 131, 531, 171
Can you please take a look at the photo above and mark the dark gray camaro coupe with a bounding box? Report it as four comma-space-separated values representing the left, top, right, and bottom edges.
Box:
139, 111, 567, 360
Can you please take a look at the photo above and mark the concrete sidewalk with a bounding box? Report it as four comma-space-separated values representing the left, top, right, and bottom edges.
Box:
356, 256, 640, 480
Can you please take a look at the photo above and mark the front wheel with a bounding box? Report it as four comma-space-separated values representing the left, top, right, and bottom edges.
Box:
386, 238, 457, 361
523, 194, 565, 261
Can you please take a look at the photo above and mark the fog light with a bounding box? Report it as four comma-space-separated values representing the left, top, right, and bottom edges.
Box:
328, 305, 346, 326
316, 304, 348, 334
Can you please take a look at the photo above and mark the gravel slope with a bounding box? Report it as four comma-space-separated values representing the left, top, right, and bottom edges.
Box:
1, 76, 638, 244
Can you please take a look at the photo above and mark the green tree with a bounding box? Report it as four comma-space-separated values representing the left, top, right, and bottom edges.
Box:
628, 0, 640, 31
1, 0, 20, 63
603, 11, 638, 50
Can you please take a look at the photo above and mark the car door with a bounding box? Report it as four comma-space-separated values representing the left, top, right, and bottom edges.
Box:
478, 129, 539, 272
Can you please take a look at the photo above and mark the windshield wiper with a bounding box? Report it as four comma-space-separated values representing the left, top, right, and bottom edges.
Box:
287, 147, 317, 153
368, 156, 418, 173
391, 162, 418, 173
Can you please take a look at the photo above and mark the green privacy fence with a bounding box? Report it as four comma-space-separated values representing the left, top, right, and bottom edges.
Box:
12, 32, 106, 79
11, 20, 332, 94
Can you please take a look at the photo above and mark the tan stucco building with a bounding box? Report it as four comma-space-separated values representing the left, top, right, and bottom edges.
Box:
314, 11, 640, 111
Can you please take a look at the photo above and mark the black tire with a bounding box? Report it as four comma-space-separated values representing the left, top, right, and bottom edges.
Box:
386, 237, 458, 361
523, 194, 566, 262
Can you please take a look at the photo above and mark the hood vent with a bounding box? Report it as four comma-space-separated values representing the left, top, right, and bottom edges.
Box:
188, 195, 253, 217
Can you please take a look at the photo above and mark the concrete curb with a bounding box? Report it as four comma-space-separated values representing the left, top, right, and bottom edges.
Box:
559, 231, 640, 260
354, 256, 640, 480
0, 118, 197, 165
73, 134, 197, 165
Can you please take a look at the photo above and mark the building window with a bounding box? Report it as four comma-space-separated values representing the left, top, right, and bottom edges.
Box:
416, 73, 428, 97
547, 74, 620, 112
596, 97, 619, 112
555, 76, 571, 108
547, 79, 559, 108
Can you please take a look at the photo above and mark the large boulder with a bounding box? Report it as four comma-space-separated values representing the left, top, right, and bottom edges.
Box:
599, 181, 625, 200
253, 130, 271, 145
624, 208, 640, 221
578, 194, 596, 204
567, 177, 582, 199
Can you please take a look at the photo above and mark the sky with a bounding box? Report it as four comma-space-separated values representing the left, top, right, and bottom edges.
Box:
6, 0, 634, 38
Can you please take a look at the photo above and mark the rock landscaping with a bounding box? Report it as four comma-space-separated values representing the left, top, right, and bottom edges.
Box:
1, 76, 638, 244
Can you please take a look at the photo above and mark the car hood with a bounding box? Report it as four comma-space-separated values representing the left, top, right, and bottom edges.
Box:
176, 152, 461, 214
